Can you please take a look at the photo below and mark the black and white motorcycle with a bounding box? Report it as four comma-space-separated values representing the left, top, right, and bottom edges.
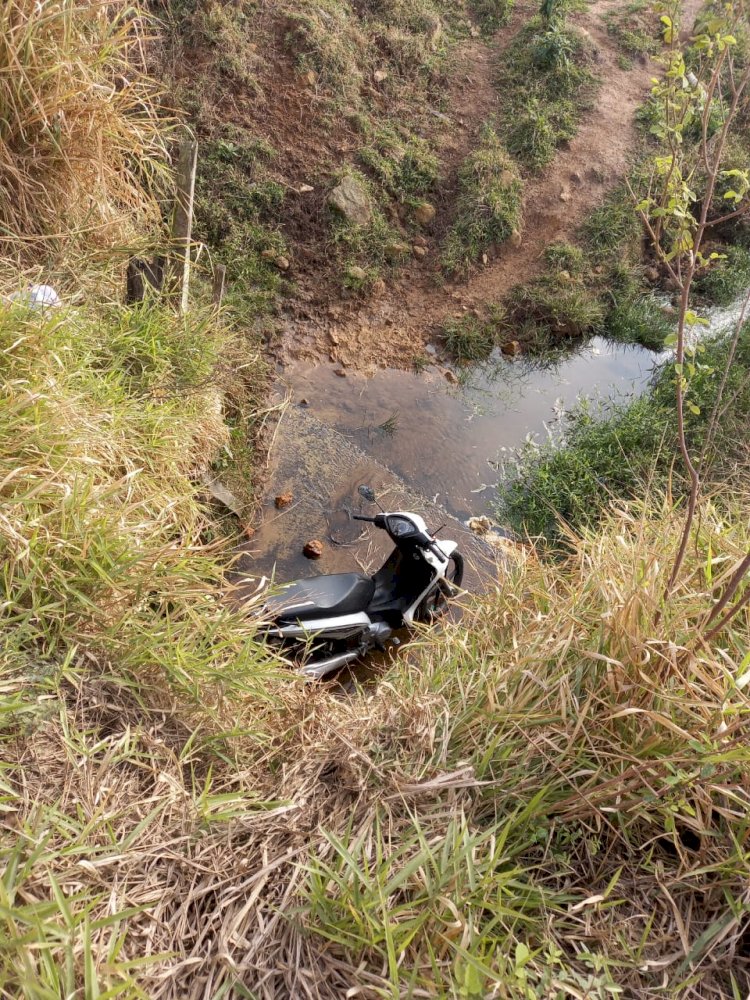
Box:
264, 486, 464, 679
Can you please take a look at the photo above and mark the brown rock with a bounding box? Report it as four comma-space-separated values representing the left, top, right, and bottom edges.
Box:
413, 245, 427, 259
303, 539, 324, 559
510, 229, 522, 248
501, 340, 522, 357
385, 241, 410, 260
413, 202, 436, 226
300, 69, 317, 87
275, 492, 293, 509
559, 188, 572, 203
261, 248, 277, 260
371, 278, 387, 296
243, 525, 256, 540
334, 368, 347, 377
373, 68, 388, 84
274, 255, 290, 271
329, 175, 372, 227
444, 369, 458, 384
329, 330, 340, 345
347, 265, 367, 282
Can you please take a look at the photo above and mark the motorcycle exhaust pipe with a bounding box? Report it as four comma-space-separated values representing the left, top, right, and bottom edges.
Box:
300, 648, 362, 681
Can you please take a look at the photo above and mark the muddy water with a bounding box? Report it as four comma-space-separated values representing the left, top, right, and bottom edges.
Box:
236, 336, 657, 584
286, 336, 656, 520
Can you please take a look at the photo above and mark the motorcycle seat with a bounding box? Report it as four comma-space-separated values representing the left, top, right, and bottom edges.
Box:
268, 573, 375, 622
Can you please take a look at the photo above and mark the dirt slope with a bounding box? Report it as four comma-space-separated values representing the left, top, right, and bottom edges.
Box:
281, 0, 704, 373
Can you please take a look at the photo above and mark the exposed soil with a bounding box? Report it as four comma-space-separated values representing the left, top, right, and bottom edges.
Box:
278, 0, 704, 373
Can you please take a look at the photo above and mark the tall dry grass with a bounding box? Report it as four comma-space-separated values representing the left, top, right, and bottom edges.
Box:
2, 446, 749, 995
0, 0, 168, 262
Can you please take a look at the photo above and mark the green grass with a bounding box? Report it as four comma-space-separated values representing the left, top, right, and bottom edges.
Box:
441, 306, 506, 362
498, 323, 750, 541
470, 0, 515, 34
694, 244, 750, 305
505, 273, 606, 345
603, 291, 675, 349
604, 0, 663, 58
497, 18, 597, 171
328, 169, 409, 286
441, 124, 522, 275
192, 126, 289, 321
357, 119, 440, 202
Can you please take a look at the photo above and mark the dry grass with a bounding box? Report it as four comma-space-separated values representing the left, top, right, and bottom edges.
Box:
0, 0, 168, 261
3, 481, 749, 996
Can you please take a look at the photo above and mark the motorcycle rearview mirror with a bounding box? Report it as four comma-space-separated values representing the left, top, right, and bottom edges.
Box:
358, 484, 384, 511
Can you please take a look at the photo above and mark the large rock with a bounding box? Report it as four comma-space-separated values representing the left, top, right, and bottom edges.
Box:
329, 176, 372, 227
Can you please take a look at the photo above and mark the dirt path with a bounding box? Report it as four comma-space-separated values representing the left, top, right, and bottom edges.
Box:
281, 0, 703, 373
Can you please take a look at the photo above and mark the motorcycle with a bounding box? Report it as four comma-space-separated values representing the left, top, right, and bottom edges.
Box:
264, 486, 464, 679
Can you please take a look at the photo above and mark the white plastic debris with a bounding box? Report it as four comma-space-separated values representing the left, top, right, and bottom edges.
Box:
9, 284, 62, 311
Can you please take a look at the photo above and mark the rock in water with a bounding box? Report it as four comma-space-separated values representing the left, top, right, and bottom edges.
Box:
303, 539, 324, 559
275, 492, 293, 509
329, 176, 372, 227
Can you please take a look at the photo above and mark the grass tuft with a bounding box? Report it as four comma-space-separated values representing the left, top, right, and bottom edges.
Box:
497, 17, 597, 171
441, 124, 522, 275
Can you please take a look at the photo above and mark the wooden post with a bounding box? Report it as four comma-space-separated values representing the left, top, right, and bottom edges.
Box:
170, 136, 198, 314
212, 264, 227, 310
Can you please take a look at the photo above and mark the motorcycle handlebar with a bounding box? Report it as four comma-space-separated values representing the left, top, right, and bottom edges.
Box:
352, 514, 376, 522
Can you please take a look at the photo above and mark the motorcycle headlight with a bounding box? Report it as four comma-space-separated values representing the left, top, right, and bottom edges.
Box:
388, 515, 415, 537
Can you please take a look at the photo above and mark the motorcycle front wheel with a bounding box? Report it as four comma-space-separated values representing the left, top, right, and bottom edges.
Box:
415, 551, 464, 623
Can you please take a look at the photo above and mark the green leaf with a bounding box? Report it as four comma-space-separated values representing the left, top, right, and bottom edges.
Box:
515, 941, 531, 968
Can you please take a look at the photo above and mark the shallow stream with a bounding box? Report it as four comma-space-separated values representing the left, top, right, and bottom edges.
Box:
240, 293, 746, 581
286, 336, 656, 522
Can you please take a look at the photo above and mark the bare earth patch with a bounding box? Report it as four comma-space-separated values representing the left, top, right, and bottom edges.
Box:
279, 0, 704, 373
